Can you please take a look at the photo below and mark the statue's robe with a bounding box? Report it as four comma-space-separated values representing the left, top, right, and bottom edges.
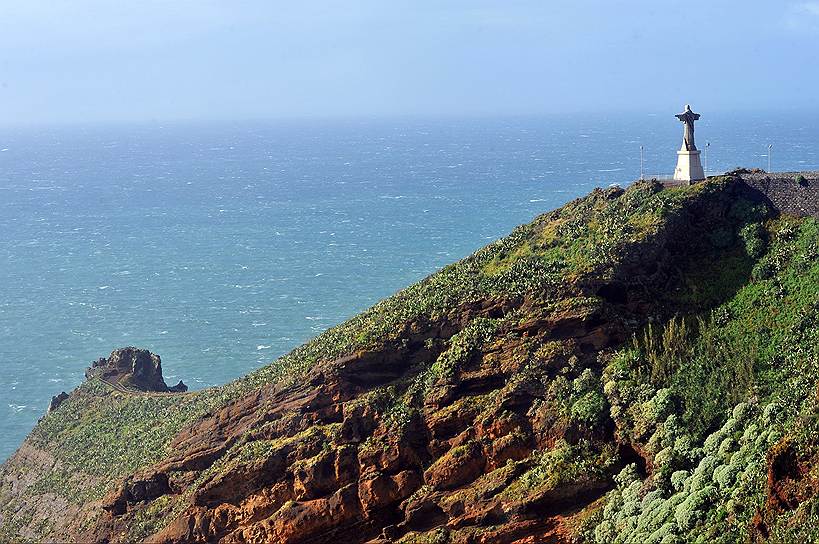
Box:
675, 110, 701, 151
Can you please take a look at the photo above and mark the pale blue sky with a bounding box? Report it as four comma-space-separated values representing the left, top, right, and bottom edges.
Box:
1, 0, 818, 125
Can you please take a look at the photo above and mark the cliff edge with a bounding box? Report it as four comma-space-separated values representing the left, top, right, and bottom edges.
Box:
2, 174, 819, 543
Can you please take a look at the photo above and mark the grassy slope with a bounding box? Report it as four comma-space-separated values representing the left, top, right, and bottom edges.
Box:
588, 215, 819, 543
7, 176, 819, 542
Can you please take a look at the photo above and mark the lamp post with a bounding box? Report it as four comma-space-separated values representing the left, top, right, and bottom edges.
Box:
640, 145, 644, 180
768, 144, 772, 173
705, 141, 710, 176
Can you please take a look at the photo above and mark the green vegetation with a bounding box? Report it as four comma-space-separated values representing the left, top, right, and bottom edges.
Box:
636, 317, 695, 386
31, 380, 224, 482
676, 217, 819, 434
586, 398, 781, 544
499, 440, 617, 500
411, 316, 500, 400
398, 528, 451, 544
5, 175, 819, 543
595, 214, 819, 542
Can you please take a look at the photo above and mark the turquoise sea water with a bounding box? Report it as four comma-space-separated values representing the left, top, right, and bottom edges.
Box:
1, 112, 818, 461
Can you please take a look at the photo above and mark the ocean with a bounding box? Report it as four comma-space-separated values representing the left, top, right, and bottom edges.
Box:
1, 112, 818, 461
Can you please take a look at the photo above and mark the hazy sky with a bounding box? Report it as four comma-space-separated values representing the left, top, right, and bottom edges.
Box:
1, 0, 818, 125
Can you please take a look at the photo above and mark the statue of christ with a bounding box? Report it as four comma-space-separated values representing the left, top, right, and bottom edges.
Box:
675, 105, 701, 151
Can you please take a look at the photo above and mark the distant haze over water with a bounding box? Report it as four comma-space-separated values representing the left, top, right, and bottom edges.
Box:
1, 111, 817, 461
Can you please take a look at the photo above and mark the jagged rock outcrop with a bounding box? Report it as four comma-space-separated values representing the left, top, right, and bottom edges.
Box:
47, 392, 69, 414
169, 380, 189, 393
85, 347, 187, 393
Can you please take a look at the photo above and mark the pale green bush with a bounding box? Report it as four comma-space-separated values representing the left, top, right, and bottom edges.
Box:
649, 388, 675, 421
615, 463, 641, 488
721, 417, 739, 434
670, 470, 689, 492
718, 437, 736, 457
732, 402, 754, 421
654, 447, 674, 470
714, 463, 740, 490
762, 402, 782, 425
674, 486, 716, 531
594, 520, 616, 543
689, 455, 719, 491
741, 423, 759, 443
702, 431, 724, 454
573, 368, 598, 394
646, 522, 677, 544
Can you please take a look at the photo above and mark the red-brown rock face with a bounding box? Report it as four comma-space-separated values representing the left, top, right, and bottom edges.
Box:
74, 295, 640, 544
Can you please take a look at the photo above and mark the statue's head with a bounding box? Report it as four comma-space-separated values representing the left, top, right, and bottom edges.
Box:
685, 104, 692, 112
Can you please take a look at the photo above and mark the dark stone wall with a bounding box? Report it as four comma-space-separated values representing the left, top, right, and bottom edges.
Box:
735, 171, 819, 219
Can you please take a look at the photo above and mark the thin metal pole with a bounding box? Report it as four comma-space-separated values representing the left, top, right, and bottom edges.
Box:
705, 141, 710, 176
640, 145, 644, 180
768, 144, 772, 173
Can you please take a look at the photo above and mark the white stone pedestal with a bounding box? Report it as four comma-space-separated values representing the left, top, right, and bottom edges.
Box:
673, 150, 705, 182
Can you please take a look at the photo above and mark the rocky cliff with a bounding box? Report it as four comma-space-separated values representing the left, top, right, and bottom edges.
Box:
2, 174, 819, 543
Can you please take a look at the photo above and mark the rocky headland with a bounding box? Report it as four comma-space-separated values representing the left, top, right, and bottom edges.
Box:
85, 347, 188, 394
2, 172, 819, 543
